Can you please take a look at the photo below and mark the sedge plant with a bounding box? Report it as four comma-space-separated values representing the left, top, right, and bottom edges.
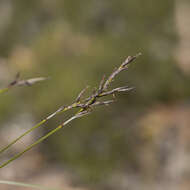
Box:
0, 72, 47, 94
0, 53, 141, 169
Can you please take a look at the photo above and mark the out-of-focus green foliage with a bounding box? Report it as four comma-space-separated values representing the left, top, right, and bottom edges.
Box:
0, 0, 190, 186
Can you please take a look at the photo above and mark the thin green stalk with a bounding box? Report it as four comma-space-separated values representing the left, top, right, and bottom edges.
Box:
0, 88, 9, 94
0, 124, 63, 168
0, 110, 86, 168
0, 180, 59, 190
0, 105, 76, 155
0, 120, 46, 154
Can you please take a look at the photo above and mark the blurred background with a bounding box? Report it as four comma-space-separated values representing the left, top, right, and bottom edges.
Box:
0, 0, 190, 189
